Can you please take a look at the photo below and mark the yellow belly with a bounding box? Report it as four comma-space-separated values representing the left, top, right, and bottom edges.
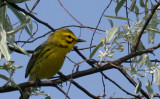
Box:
29, 51, 65, 80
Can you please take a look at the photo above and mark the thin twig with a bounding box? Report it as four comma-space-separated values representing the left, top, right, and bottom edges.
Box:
7, 2, 55, 32
58, 72, 99, 99
57, 0, 83, 26
30, 0, 40, 13
133, 0, 160, 52
74, 47, 138, 98
60, 25, 105, 32
3, 43, 160, 98
118, 68, 149, 99
55, 85, 71, 99
90, 0, 112, 54
71, 80, 100, 99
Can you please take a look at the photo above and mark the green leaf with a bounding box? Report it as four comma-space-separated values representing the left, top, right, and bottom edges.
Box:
5, 14, 15, 42
137, 41, 145, 51
129, 0, 136, 11
147, 27, 160, 33
0, 74, 9, 81
8, 40, 30, 57
135, 6, 139, 21
115, 0, 126, 15
7, 4, 33, 37
140, 0, 145, 7
130, 64, 137, 75
28, 18, 33, 36
147, 12, 158, 43
0, 5, 6, 26
107, 19, 114, 27
137, 54, 148, 66
154, 68, 160, 86
135, 13, 150, 27
115, 43, 123, 52
90, 41, 103, 58
106, 26, 120, 42
45, 96, 51, 99
145, 79, 153, 99
135, 78, 142, 94
6, 0, 29, 3
7, 16, 31, 35
104, 15, 130, 20
145, 0, 149, 15
0, 24, 11, 61
116, 0, 119, 3
137, 73, 145, 77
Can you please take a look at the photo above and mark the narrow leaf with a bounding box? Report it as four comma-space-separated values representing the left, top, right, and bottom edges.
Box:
107, 19, 114, 27
7, 16, 30, 35
154, 68, 160, 85
0, 24, 11, 61
115, 0, 126, 15
104, 15, 130, 20
45, 96, 51, 99
8, 40, 30, 57
106, 26, 120, 42
146, 28, 160, 33
0, 5, 6, 26
90, 41, 103, 58
6, 0, 29, 3
145, 79, 153, 99
140, 0, 145, 7
8, 4, 33, 37
145, 0, 149, 15
135, 78, 142, 94
135, 6, 139, 21
129, 0, 136, 11
0, 74, 9, 81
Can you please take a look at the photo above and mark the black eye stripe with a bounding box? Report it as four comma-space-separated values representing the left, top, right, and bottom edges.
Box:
67, 35, 72, 38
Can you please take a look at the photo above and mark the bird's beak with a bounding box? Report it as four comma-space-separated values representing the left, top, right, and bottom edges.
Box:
77, 39, 86, 42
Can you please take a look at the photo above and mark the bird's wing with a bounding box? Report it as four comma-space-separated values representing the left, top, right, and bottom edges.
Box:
25, 41, 48, 78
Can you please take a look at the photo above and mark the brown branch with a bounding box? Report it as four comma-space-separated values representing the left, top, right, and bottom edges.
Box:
100, 65, 138, 98
118, 68, 149, 99
30, 0, 40, 13
15, 31, 52, 44
58, 72, 99, 99
75, 47, 139, 98
60, 25, 105, 32
8, 46, 34, 54
3, 44, 160, 98
71, 80, 100, 99
0, 62, 111, 93
8, 45, 97, 55
114, 43, 160, 65
7, 2, 55, 32
133, 0, 160, 52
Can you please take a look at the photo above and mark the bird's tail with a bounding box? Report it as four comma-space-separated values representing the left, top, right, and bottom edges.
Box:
19, 87, 32, 99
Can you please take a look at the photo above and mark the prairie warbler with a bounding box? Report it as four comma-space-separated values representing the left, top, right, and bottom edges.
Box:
20, 29, 85, 99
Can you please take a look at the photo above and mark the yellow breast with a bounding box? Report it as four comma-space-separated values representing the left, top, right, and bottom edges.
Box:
29, 47, 67, 80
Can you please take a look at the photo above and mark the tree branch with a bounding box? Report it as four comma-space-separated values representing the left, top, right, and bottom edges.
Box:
133, 0, 160, 52
7, 2, 55, 32
1, 44, 159, 93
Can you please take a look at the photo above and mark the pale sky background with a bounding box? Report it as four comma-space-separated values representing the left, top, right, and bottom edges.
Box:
1, 0, 160, 99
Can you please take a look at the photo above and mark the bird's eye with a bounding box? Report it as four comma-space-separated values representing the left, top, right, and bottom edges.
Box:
67, 35, 72, 39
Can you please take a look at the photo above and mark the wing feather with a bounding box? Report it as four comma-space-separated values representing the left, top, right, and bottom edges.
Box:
25, 41, 48, 78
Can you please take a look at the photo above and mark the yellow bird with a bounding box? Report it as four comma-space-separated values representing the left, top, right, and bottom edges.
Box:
20, 29, 85, 99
